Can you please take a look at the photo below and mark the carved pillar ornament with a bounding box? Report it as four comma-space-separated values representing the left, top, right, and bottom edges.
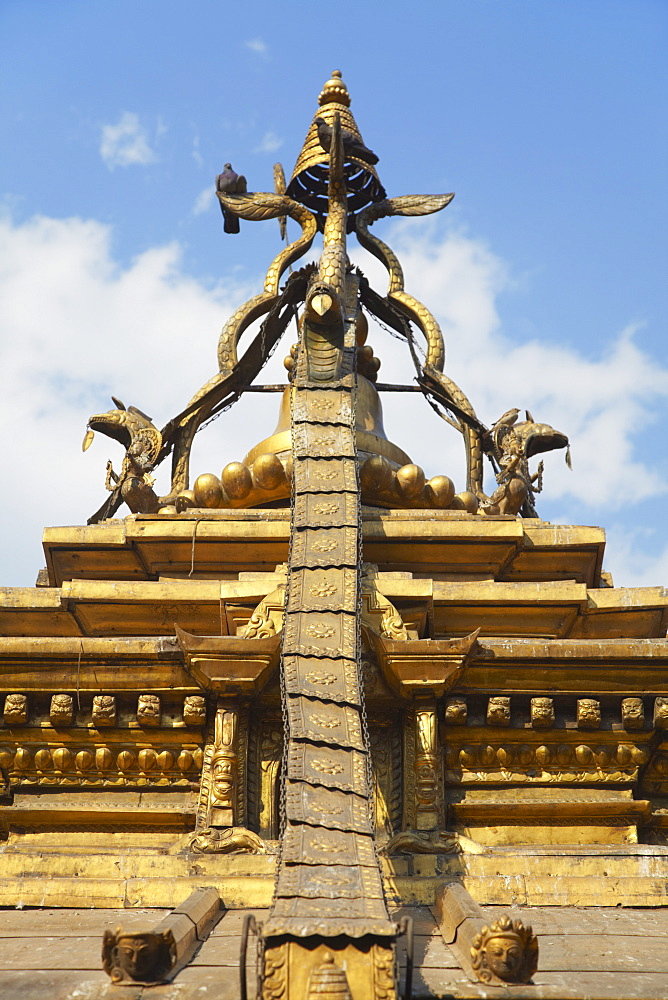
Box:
414, 695, 443, 831
191, 698, 265, 855
385, 696, 468, 856
209, 701, 238, 827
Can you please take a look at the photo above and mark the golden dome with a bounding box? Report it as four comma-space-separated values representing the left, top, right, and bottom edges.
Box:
318, 69, 351, 108
243, 376, 411, 470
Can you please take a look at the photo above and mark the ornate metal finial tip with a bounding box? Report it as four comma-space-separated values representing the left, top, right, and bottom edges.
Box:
319, 69, 351, 107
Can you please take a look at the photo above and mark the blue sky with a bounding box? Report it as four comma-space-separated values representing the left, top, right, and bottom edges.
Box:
1, 0, 667, 589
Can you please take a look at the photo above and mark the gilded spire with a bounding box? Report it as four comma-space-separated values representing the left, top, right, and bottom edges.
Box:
287, 70, 386, 231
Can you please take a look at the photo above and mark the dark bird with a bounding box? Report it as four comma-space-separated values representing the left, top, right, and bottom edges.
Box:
314, 117, 379, 166
215, 163, 247, 234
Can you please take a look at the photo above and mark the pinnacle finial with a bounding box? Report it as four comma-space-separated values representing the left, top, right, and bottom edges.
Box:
319, 69, 351, 108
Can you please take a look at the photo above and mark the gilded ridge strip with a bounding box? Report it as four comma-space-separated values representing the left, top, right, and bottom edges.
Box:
286, 744, 368, 794
283, 655, 362, 705
281, 825, 378, 867
264, 119, 394, 947
286, 695, 366, 749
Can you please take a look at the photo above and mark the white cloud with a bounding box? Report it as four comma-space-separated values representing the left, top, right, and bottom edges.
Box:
0, 213, 665, 590
602, 525, 668, 590
192, 135, 204, 167
254, 131, 283, 154
245, 38, 268, 55
355, 222, 668, 515
100, 112, 157, 169
193, 186, 215, 216
0, 213, 265, 585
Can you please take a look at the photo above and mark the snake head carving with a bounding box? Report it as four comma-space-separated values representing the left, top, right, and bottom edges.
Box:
305, 280, 343, 328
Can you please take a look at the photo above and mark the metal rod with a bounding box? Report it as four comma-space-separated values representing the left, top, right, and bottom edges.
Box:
238, 384, 288, 392
236, 383, 422, 393
374, 383, 421, 392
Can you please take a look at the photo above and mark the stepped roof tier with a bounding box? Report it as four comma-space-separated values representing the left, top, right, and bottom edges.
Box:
0, 71, 666, 1000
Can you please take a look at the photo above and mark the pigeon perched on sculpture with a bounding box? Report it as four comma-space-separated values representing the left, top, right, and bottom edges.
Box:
314, 117, 379, 165
215, 163, 247, 234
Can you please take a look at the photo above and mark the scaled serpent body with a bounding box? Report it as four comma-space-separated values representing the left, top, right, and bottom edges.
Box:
356, 197, 486, 494
216, 194, 317, 372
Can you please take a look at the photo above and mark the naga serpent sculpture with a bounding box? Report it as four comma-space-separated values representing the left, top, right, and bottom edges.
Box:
159, 195, 318, 498
216, 193, 318, 373
85, 88, 567, 522
355, 197, 487, 496
84, 195, 319, 512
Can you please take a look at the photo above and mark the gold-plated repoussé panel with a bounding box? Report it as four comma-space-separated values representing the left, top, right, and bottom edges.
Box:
265, 345, 395, 940
263, 116, 394, 951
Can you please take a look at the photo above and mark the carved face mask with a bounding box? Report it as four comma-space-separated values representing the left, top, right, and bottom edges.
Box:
114, 935, 163, 979
483, 935, 523, 980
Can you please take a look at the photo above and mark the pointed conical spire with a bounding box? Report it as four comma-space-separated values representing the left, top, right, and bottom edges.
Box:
287, 70, 386, 231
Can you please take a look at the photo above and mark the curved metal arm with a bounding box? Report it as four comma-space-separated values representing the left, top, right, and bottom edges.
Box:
217, 195, 317, 373
356, 195, 453, 372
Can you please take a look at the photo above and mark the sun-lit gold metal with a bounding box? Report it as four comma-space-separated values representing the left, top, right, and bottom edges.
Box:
258, 99, 396, 996
215, 193, 317, 373
281, 826, 377, 867
276, 862, 384, 900
287, 70, 385, 232
243, 376, 411, 470
283, 654, 361, 704
7, 65, 668, 1000
469, 915, 539, 986
434, 882, 538, 986
287, 743, 368, 794
287, 567, 358, 613
286, 695, 365, 749
261, 940, 396, 1000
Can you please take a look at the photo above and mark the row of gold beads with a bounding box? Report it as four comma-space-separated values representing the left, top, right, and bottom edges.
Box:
0, 746, 202, 773
162, 455, 479, 512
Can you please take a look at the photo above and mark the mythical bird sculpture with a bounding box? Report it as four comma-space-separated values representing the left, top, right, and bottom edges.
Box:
479, 410, 571, 517
83, 397, 162, 523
